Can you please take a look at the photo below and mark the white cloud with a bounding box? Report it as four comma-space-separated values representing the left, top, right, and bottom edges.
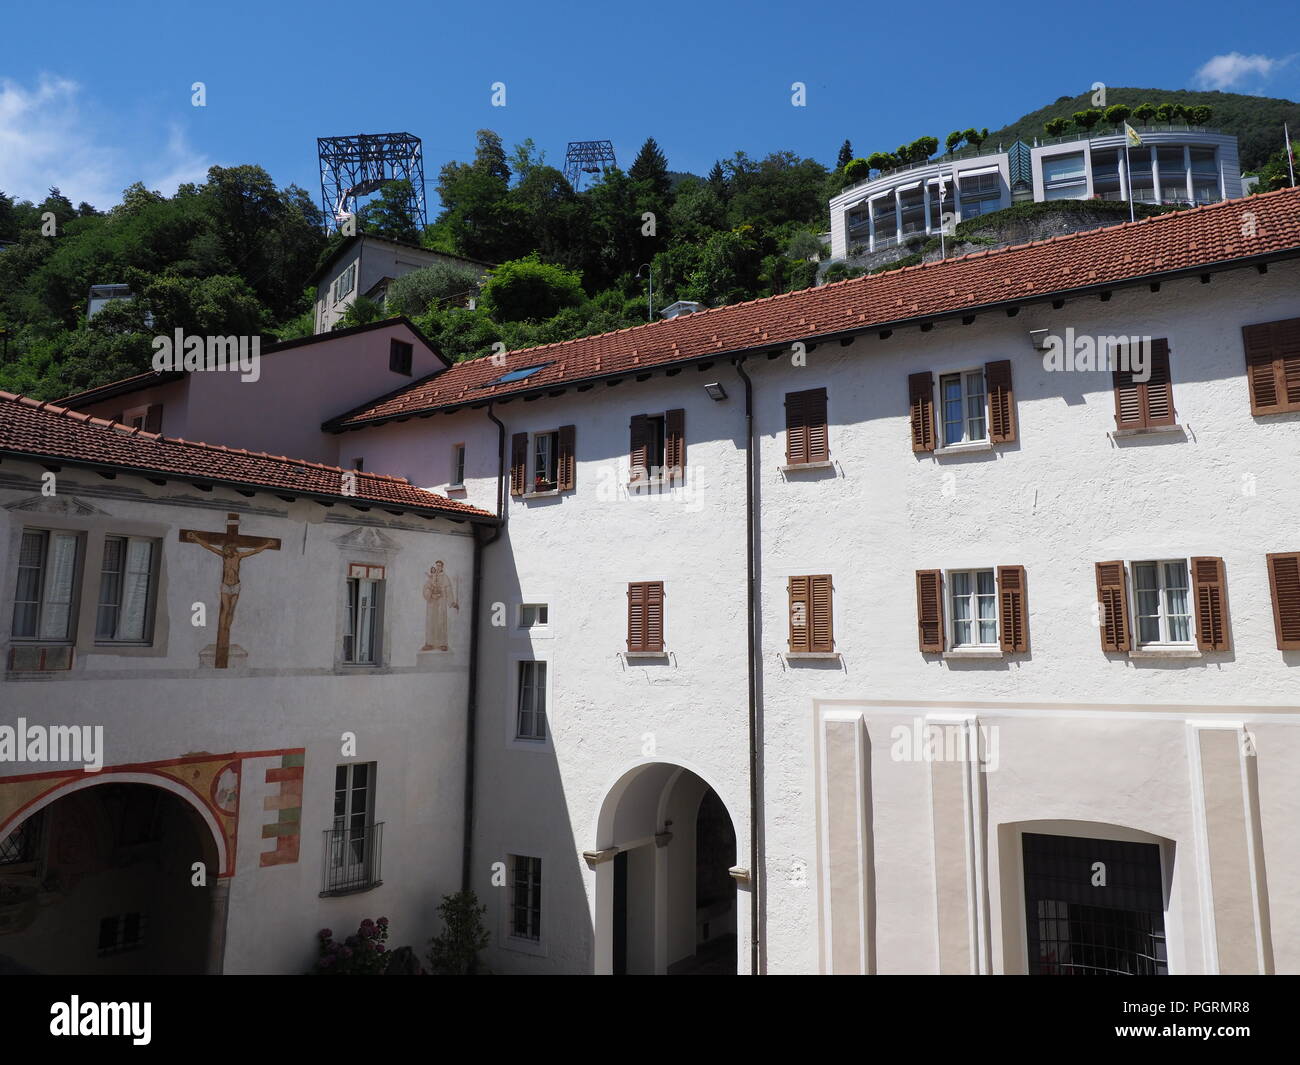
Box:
1193, 52, 1292, 91
0, 74, 211, 210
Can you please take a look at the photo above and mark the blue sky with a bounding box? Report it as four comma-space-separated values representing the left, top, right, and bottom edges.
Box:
2, 0, 1298, 212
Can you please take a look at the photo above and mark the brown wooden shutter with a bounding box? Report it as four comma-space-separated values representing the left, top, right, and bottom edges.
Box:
664, 408, 685, 481
1113, 339, 1173, 429
1144, 339, 1174, 427
785, 388, 828, 464
629, 414, 650, 482
1242, 318, 1300, 415
805, 389, 828, 462
144, 404, 163, 432
997, 565, 1028, 653
985, 360, 1016, 444
627, 581, 664, 652
1095, 561, 1131, 652
510, 432, 528, 497
1266, 552, 1300, 650
788, 576, 810, 653
1190, 556, 1230, 652
810, 574, 833, 653
908, 372, 936, 452
557, 424, 576, 491
916, 569, 944, 652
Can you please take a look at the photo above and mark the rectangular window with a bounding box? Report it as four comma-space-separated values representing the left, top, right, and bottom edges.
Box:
788, 575, 834, 654
12, 529, 80, 641
1042, 152, 1087, 200
343, 565, 385, 664
389, 339, 413, 375
451, 444, 466, 487
957, 172, 1001, 217
327, 763, 381, 893
516, 661, 548, 741
519, 603, 549, 628
510, 855, 542, 941
939, 369, 987, 446
1132, 560, 1193, 647
785, 388, 829, 464
627, 581, 665, 653
96, 536, 157, 643
1113, 339, 1174, 430
333, 263, 356, 304
97, 912, 147, 956
1242, 317, 1300, 415
949, 569, 998, 647
533, 430, 559, 492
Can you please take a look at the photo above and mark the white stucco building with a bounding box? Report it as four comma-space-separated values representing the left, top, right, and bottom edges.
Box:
828, 127, 1243, 260
6, 187, 1300, 975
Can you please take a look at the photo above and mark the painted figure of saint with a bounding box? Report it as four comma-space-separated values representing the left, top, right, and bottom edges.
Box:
421, 561, 459, 651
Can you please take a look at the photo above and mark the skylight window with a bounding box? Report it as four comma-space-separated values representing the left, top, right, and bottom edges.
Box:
478, 362, 552, 388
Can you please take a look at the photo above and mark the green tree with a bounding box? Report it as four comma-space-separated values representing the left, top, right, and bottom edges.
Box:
842, 158, 871, 185
385, 262, 484, 316
1104, 104, 1132, 126
480, 254, 585, 322
1188, 105, 1213, 126
335, 295, 385, 329
427, 892, 490, 975
1044, 117, 1070, 137
867, 151, 897, 172
358, 180, 420, 243
945, 130, 965, 153
964, 127, 989, 149
836, 139, 854, 169
1133, 102, 1157, 122
629, 137, 672, 201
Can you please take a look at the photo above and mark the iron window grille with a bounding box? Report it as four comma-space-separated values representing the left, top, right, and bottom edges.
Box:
322, 821, 384, 895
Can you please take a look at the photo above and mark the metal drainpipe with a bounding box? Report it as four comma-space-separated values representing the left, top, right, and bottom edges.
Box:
733, 356, 761, 976
461, 403, 505, 893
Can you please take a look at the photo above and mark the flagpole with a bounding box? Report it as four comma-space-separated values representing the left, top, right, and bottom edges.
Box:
1124, 138, 1134, 222
1287, 123, 1296, 187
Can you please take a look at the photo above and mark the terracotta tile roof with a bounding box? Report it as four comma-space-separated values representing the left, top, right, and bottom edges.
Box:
0, 392, 495, 521
328, 188, 1300, 429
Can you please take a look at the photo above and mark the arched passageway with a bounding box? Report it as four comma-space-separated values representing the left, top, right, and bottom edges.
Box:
0, 781, 221, 974
594, 762, 741, 975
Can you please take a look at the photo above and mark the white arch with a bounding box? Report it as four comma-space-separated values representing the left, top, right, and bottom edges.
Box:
593, 756, 744, 857
2, 771, 228, 874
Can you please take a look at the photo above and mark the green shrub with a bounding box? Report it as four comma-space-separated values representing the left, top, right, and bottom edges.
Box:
427, 891, 490, 975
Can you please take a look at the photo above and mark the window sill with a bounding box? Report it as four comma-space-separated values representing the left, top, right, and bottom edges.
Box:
779, 460, 834, 472
624, 650, 669, 659
1129, 647, 1202, 659
446, 483, 466, 492
784, 651, 840, 660
943, 648, 1004, 659
933, 440, 993, 456
523, 488, 562, 499
1111, 424, 1184, 438
503, 935, 548, 958
319, 879, 383, 898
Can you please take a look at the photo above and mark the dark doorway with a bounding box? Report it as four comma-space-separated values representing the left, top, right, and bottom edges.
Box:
1023, 832, 1167, 975
693, 788, 736, 958
612, 850, 628, 976
0, 783, 216, 974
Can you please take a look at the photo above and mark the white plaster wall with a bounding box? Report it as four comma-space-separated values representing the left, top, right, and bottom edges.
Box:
0, 467, 476, 973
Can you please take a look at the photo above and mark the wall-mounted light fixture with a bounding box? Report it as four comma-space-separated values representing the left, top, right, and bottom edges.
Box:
704, 382, 727, 401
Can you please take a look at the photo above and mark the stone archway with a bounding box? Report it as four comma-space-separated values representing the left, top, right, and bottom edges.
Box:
592, 761, 743, 975
0, 779, 224, 974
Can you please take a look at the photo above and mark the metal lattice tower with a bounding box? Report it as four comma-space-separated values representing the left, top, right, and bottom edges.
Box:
317, 132, 428, 234
563, 140, 617, 190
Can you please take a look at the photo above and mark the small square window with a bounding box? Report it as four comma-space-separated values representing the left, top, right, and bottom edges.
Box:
519, 604, 549, 628
389, 339, 413, 376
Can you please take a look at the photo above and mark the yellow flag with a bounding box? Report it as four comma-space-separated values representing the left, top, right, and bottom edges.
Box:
1124, 123, 1143, 148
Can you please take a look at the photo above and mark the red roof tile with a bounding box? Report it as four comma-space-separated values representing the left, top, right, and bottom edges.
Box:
0, 392, 494, 521
329, 188, 1300, 428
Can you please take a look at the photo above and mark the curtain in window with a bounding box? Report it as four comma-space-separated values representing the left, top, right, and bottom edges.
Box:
39, 533, 78, 640
118, 539, 153, 641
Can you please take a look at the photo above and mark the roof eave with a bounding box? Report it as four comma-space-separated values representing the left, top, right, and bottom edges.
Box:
326, 245, 1300, 432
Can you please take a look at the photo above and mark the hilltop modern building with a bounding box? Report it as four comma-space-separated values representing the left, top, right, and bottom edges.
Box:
828, 127, 1243, 260
310, 234, 492, 334
4, 188, 1299, 976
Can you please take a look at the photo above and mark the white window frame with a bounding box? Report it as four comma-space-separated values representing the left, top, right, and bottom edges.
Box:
95, 535, 159, 645
518, 603, 549, 631
938, 368, 988, 447
507, 650, 553, 749
11, 528, 82, 643
532, 429, 560, 492
1131, 559, 1195, 649
515, 660, 548, 742
342, 565, 386, 665
331, 762, 378, 887
945, 567, 999, 649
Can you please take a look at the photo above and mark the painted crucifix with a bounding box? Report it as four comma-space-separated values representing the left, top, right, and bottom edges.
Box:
179, 513, 281, 668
